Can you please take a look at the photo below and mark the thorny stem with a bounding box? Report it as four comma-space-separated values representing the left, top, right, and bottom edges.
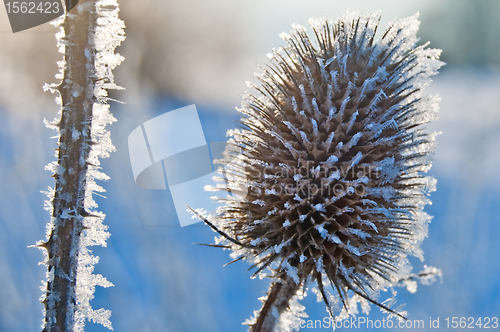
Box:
250, 275, 301, 332
41, 1, 98, 330
192, 207, 303, 332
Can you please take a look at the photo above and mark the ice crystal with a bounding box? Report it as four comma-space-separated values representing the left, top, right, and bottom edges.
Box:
194, 11, 443, 332
37, 1, 124, 331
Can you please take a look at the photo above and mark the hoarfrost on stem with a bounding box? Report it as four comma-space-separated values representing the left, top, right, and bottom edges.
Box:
37, 1, 125, 331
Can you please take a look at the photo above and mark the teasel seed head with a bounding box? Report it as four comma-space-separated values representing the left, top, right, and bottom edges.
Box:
196, 11, 443, 331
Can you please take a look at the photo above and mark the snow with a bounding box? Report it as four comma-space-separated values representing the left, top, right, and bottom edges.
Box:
315, 224, 328, 239
347, 228, 372, 240
271, 296, 308, 332
252, 199, 266, 206
283, 261, 300, 284
327, 233, 342, 244
40, 1, 125, 330
265, 188, 277, 195
313, 203, 326, 212
345, 241, 361, 256
325, 155, 338, 163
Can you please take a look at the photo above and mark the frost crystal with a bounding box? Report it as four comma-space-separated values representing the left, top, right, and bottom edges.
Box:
195, 11, 443, 332
37, 1, 124, 331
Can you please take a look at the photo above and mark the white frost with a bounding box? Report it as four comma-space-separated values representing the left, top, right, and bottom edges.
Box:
41, 1, 125, 331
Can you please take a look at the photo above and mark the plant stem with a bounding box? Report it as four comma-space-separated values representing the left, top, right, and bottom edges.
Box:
42, 1, 98, 330
250, 275, 300, 332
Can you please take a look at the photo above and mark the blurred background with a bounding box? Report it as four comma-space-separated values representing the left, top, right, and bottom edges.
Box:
0, 0, 499, 331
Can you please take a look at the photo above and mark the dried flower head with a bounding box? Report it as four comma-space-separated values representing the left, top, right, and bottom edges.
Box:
194, 11, 443, 332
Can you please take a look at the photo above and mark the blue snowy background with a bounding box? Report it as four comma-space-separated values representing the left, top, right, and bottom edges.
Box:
0, 0, 499, 331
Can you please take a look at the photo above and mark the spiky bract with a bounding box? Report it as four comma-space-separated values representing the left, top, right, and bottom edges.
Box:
205, 11, 443, 327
